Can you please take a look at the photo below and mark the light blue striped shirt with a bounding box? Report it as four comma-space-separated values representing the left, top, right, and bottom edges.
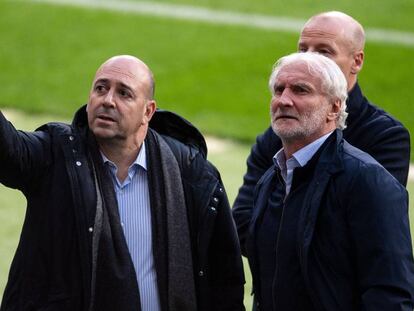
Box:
102, 142, 161, 311
273, 131, 333, 196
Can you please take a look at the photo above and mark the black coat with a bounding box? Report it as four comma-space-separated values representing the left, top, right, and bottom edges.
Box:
247, 130, 414, 311
233, 83, 411, 255
0, 106, 245, 311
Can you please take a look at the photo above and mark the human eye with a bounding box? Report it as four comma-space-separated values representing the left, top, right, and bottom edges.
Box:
94, 83, 107, 94
319, 49, 330, 55
274, 85, 284, 95
298, 45, 308, 52
292, 84, 310, 94
316, 47, 334, 57
118, 88, 133, 99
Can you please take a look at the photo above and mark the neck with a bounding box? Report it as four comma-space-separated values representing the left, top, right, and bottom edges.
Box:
282, 141, 305, 159
347, 77, 357, 92
282, 129, 334, 159
98, 136, 145, 183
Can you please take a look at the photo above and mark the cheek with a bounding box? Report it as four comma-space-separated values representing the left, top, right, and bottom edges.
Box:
336, 57, 353, 74
270, 97, 278, 112
87, 97, 98, 110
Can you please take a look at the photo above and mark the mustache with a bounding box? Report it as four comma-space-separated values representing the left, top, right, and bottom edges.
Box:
271, 109, 299, 121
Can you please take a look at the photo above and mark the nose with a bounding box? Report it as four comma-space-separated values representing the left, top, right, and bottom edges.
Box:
102, 89, 116, 108
272, 88, 293, 111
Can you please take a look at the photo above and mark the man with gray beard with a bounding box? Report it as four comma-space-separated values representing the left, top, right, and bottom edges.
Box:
244, 52, 414, 311
233, 12, 410, 260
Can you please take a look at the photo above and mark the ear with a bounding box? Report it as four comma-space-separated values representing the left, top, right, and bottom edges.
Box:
351, 50, 364, 74
142, 100, 157, 125
327, 99, 341, 122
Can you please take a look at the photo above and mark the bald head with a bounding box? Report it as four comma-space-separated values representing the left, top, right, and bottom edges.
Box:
298, 11, 365, 90
306, 11, 365, 52
94, 55, 155, 99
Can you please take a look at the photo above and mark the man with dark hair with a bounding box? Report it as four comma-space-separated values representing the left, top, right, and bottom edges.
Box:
0, 55, 245, 311
245, 51, 414, 310
233, 11, 411, 255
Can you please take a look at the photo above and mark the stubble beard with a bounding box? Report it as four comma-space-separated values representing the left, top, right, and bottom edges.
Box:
271, 108, 328, 144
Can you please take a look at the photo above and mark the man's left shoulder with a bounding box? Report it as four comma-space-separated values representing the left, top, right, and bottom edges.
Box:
161, 134, 218, 179
341, 141, 404, 187
363, 97, 408, 133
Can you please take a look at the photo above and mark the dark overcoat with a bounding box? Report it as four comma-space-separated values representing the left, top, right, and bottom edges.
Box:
246, 130, 414, 311
0, 106, 245, 311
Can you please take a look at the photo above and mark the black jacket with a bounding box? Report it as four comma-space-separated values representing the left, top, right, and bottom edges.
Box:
0, 106, 245, 311
233, 83, 411, 255
247, 130, 414, 311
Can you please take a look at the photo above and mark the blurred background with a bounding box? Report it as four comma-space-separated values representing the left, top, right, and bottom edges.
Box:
1, 0, 413, 308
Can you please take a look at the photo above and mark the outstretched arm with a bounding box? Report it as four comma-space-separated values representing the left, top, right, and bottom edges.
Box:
0, 110, 50, 191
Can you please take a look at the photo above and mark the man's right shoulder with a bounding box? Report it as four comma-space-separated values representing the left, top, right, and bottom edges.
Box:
36, 121, 74, 136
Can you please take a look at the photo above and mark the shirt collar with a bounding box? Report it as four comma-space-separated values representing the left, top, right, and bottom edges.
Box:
273, 131, 333, 169
101, 141, 147, 171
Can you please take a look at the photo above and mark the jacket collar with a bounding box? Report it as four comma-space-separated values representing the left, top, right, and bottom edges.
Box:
313, 129, 344, 176
346, 82, 364, 118
71, 105, 208, 158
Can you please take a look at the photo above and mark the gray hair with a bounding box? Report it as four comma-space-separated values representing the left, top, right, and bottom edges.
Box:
268, 52, 348, 130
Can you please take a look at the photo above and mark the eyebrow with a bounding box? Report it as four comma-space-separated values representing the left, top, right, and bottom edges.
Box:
298, 41, 335, 50
294, 82, 313, 89
118, 82, 134, 94
94, 78, 109, 85
94, 79, 135, 93
275, 80, 313, 87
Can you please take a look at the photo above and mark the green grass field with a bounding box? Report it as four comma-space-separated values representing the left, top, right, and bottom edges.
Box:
0, 1, 413, 160
128, 0, 414, 32
0, 0, 413, 308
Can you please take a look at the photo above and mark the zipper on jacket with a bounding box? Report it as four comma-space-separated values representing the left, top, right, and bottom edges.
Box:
271, 169, 287, 310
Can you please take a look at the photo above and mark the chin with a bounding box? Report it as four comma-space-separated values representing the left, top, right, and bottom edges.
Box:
273, 127, 305, 141
91, 127, 116, 140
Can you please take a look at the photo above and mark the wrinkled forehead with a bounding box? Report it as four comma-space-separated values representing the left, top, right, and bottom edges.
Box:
96, 66, 131, 81
276, 62, 321, 85
93, 58, 150, 88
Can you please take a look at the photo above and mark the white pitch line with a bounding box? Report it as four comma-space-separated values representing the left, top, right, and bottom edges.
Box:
24, 0, 414, 48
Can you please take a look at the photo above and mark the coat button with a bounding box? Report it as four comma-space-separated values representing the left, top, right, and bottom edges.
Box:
69, 136, 74, 141
218, 187, 224, 193
88, 227, 93, 233
198, 270, 204, 277
212, 197, 219, 203
76, 161, 82, 166
209, 206, 216, 212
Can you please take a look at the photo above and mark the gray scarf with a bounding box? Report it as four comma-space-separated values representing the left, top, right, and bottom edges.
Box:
88, 129, 197, 311
146, 129, 197, 311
